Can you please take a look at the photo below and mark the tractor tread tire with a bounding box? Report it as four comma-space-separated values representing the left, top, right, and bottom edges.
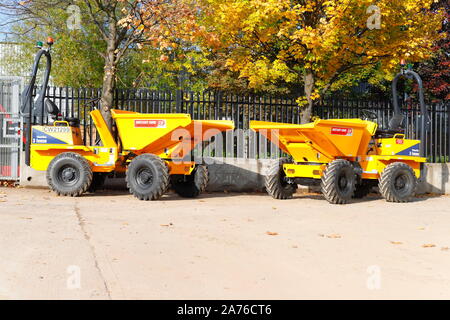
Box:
126, 154, 170, 201
265, 158, 296, 200
46, 152, 93, 197
172, 165, 209, 198
379, 162, 417, 203
321, 159, 356, 204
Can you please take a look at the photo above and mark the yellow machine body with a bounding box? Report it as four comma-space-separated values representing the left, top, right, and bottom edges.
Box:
30, 109, 234, 176
30, 110, 119, 173
111, 109, 233, 160
250, 119, 425, 180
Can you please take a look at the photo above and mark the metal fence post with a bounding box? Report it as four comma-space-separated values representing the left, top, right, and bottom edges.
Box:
448, 103, 450, 162
215, 91, 222, 120
176, 89, 183, 113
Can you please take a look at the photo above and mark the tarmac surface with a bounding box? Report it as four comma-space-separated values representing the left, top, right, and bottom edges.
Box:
1, 186, 449, 299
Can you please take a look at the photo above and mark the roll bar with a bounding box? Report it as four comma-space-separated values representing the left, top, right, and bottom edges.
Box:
391, 67, 429, 157
21, 38, 53, 166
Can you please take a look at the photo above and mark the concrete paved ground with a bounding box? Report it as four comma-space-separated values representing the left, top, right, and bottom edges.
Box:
0, 186, 450, 300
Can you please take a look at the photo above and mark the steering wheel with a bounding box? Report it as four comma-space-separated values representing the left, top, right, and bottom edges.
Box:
84, 98, 101, 109
360, 109, 378, 121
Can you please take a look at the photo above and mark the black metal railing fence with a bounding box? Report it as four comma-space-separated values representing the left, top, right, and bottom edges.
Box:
315, 99, 450, 163
36, 87, 449, 163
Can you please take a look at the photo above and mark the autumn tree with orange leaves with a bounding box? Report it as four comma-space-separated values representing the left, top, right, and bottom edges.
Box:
2, 0, 445, 124
191, 0, 445, 122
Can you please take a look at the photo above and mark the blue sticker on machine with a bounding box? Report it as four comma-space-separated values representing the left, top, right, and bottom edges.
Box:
32, 129, 67, 144
396, 144, 420, 156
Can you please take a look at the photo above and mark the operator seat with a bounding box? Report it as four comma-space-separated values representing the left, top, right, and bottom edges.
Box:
45, 99, 80, 127
375, 113, 405, 138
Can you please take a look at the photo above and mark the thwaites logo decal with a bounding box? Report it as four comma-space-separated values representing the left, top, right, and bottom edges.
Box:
42, 127, 71, 133
397, 144, 420, 157
134, 119, 166, 128
330, 127, 353, 136
32, 129, 67, 144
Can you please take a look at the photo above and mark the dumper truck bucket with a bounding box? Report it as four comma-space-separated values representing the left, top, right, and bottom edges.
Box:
111, 109, 234, 159
250, 119, 377, 162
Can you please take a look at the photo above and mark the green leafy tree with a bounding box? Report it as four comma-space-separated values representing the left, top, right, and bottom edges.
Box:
3, 5, 105, 88
1, 0, 197, 127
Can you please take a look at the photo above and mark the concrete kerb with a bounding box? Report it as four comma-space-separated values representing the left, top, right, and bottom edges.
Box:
417, 163, 450, 195
19, 154, 47, 187
203, 157, 273, 192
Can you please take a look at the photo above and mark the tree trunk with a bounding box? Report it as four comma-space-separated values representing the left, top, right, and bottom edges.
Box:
100, 20, 118, 129
301, 70, 315, 124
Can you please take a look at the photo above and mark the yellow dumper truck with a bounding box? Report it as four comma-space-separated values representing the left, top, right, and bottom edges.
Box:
250, 66, 429, 204
22, 39, 234, 200
251, 118, 424, 204
29, 107, 233, 200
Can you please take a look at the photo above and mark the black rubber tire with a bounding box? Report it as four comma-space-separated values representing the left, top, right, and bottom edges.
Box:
352, 181, 373, 199
171, 165, 209, 198
126, 154, 169, 201
88, 173, 107, 193
321, 159, 356, 204
265, 158, 297, 200
46, 152, 93, 197
379, 162, 417, 203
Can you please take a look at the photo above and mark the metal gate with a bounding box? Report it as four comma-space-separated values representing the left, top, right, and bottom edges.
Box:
0, 77, 23, 181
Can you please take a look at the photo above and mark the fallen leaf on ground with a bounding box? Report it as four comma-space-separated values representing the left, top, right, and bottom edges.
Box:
266, 231, 278, 236
326, 233, 342, 239
441, 247, 449, 251
418, 227, 426, 230
319, 233, 342, 238
390, 241, 403, 245
198, 200, 205, 202
2, 181, 15, 187
272, 207, 277, 210
160, 223, 174, 227
292, 245, 298, 248
422, 244, 436, 248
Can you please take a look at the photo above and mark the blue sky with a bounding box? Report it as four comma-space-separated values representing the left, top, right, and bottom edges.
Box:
0, 11, 13, 41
